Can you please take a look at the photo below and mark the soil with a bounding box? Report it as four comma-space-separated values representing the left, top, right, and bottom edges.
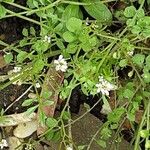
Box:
0, 84, 29, 115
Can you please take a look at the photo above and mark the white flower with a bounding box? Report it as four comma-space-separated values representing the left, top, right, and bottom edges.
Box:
54, 55, 68, 72
35, 83, 41, 88
43, 35, 51, 43
96, 76, 117, 96
0, 139, 8, 149
13, 66, 22, 73
127, 51, 134, 56
66, 145, 73, 150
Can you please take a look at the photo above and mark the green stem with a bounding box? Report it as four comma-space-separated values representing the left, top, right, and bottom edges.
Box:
19, 0, 62, 15
3, 1, 30, 10
0, 40, 9, 47
62, 1, 89, 5
87, 122, 109, 150
135, 46, 150, 51
96, 33, 120, 41
134, 102, 148, 150
97, 41, 115, 70
6, 9, 48, 28
145, 102, 150, 150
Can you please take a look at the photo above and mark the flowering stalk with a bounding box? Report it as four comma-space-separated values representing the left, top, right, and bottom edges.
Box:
54, 55, 68, 72
96, 76, 117, 96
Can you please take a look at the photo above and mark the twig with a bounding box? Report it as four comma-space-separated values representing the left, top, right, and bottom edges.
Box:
4, 85, 33, 113
87, 127, 102, 150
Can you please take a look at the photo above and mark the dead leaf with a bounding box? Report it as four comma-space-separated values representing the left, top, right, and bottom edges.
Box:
0, 54, 6, 68
8, 136, 23, 150
122, 118, 132, 129
135, 109, 143, 124
37, 67, 64, 134
0, 112, 36, 127
13, 120, 38, 138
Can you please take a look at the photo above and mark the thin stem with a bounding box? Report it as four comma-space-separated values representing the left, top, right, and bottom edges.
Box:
6, 9, 48, 28
62, 1, 89, 5
4, 85, 33, 113
87, 122, 109, 150
19, 0, 62, 15
134, 103, 148, 150
96, 33, 120, 41
110, 83, 142, 150
145, 102, 150, 150
135, 46, 150, 51
87, 127, 101, 150
3, 1, 30, 10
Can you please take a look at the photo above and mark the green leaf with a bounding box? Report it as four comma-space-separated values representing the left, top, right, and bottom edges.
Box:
127, 112, 135, 121
110, 123, 118, 129
119, 59, 128, 67
22, 99, 35, 107
136, 8, 145, 18
81, 0, 112, 23
123, 89, 134, 99
33, 40, 49, 53
42, 90, 52, 99
56, 39, 65, 49
39, 0, 46, 5
124, 6, 137, 18
46, 117, 58, 128
32, 59, 45, 74
43, 100, 54, 106
63, 31, 76, 42
148, 0, 150, 5
132, 54, 145, 67
96, 140, 106, 148
62, 111, 71, 120
78, 145, 86, 150
39, 110, 47, 126
140, 130, 149, 138
89, 36, 97, 47
126, 19, 136, 27
145, 140, 150, 148
52, 131, 61, 141
67, 42, 78, 54
0, 5, 7, 18
30, 27, 36, 36
143, 72, 150, 83
108, 108, 125, 123
66, 17, 82, 32
4, 53, 13, 64
17, 51, 28, 63
25, 105, 38, 115
19, 38, 28, 47
45, 130, 55, 140
100, 127, 112, 139
142, 29, 150, 37
62, 5, 80, 22
33, 0, 39, 8
22, 28, 28, 37
54, 23, 63, 32
131, 25, 141, 34
146, 55, 150, 66
80, 41, 92, 52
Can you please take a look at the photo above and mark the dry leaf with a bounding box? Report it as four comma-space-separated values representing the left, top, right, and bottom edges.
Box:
13, 120, 38, 138
0, 54, 6, 68
0, 112, 36, 127
37, 67, 64, 134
